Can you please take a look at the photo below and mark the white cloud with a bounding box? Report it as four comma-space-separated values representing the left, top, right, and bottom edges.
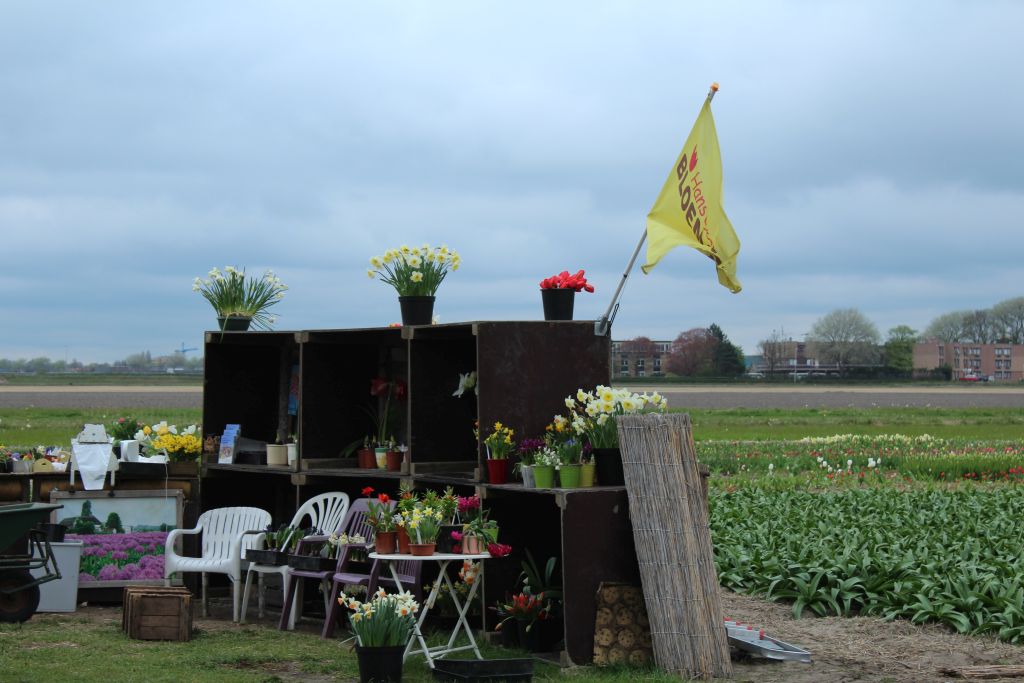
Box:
1, 1, 1022, 362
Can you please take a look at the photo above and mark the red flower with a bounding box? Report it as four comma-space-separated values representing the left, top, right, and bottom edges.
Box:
539, 269, 594, 293
392, 379, 407, 401
370, 377, 390, 397
378, 493, 390, 504
487, 542, 512, 558
362, 486, 375, 497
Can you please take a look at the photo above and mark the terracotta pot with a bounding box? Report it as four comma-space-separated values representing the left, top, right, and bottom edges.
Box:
374, 531, 397, 554
462, 535, 484, 555
408, 543, 436, 557
386, 450, 403, 472
396, 525, 411, 554
357, 448, 376, 469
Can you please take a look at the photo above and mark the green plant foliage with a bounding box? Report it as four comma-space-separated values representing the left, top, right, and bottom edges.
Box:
710, 487, 1024, 641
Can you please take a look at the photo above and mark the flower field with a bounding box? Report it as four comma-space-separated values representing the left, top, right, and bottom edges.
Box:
68, 531, 167, 582
698, 434, 1024, 483
705, 435, 1024, 643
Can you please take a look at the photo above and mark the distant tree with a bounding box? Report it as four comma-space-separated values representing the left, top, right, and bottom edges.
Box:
620, 336, 658, 357
128, 351, 153, 369
105, 512, 124, 533
758, 329, 788, 377
924, 311, 968, 342
991, 297, 1024, 344
884, 325, 918, 376
709, 324, 745, 376
807, 308, 881, 373
72, 518, 96, 535
81, 501, 93, 518
962, 309, 998, 343
667, 328, 717, 377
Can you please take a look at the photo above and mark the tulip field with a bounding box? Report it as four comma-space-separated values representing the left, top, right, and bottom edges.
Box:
701, 434, 1024, 642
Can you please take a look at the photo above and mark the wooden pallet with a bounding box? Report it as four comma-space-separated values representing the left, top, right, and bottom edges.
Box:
122, 586, 193, 641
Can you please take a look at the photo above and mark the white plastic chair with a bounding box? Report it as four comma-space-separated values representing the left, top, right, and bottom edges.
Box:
164, 506, 271, 622
240, 492, 350, 624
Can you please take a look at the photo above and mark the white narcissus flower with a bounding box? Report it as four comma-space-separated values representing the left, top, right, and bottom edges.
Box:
410, 271, 424, 283
407, 255, 422, 269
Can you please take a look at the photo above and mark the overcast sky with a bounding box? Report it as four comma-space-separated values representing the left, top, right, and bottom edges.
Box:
2, 1, 1022, 363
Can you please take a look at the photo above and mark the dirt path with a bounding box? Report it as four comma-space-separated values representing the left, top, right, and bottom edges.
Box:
722, 589, 1024, 682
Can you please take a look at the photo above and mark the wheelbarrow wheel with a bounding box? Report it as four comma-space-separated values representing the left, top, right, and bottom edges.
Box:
0, 569, 41, 623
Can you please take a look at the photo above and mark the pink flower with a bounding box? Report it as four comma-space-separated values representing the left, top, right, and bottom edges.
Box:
450, 530, 463, 542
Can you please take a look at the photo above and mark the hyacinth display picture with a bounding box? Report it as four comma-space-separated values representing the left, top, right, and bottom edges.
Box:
54, 493, 180, 585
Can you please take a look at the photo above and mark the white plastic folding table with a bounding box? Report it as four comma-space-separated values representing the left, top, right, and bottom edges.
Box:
369, 551, 490, 668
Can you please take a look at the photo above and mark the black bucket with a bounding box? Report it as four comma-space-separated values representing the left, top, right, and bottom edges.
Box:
431, 657, 534, 682
355, 644, 405, 683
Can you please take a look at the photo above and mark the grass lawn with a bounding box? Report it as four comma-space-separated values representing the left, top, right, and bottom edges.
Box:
0, 408, 203, 449
4, 406, 1024, 450
0, 608, 676, 683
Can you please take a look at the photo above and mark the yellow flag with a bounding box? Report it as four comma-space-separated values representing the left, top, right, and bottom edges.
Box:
642, 94, 741, 293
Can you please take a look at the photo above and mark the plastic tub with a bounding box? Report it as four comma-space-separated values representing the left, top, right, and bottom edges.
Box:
431, 658, 534, 682
30, 541, 83, 612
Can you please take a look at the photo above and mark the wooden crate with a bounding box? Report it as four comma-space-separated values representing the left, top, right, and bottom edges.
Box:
123, 586, 193, 641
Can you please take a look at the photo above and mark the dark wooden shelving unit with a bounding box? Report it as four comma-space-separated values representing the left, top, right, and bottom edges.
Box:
199, 320, 632, 664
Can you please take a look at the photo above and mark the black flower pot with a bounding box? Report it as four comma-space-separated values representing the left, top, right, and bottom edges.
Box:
592, 447, 625, 486
217, 315, 252, 331
246, 549, 288, 566
434, 524, 463, 554
398, 296, 435, 326
355, 644, 406, 683
541, 288, 575, 321
287, 554, 336, 572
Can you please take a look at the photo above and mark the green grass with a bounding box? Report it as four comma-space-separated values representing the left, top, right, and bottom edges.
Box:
0, 373, 202, 386
0, 612, 679, 682
683, 407, 1024, 441
0, 408, 202, 449
4, 405, 1024, 450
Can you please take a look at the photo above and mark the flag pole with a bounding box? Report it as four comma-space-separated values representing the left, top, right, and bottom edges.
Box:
594, 82, 720, 337
594, 230, 645, 336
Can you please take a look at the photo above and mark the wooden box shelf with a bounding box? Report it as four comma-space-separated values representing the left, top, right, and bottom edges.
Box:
199, 320, 618, 664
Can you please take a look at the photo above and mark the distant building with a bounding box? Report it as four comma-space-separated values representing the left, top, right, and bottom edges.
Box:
611, 340, 672, 378
913, 341, 1024, 381
750, 340, 826, 376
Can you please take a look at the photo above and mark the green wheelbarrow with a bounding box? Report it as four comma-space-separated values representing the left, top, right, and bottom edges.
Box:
0, 502, 64, 622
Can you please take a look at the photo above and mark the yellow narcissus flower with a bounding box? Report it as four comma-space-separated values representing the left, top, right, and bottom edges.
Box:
370, 256, 382, 268
367, 269, 375, 278
410, 271, 424, 283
